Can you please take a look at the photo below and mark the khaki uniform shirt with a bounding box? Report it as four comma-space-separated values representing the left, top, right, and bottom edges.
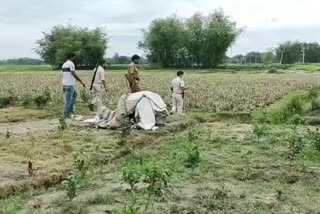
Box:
94, 66, 106, 84
171, 77, 185, 94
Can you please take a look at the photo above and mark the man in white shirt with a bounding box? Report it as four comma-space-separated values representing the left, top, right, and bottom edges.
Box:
89, 59, 108, 119
171, 71, 188, 115
62, 52, 85, 118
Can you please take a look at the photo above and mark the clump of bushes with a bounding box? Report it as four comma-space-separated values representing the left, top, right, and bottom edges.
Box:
33, 88, 51, 109
0, 96, 17, 108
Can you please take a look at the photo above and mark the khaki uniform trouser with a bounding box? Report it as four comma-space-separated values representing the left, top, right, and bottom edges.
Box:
91, 83, 106, 116
171, 93, 184, 115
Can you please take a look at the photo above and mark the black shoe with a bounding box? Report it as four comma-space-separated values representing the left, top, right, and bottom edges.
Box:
88, 104, 94, 112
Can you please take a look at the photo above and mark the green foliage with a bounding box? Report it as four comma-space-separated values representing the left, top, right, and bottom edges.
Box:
252, 123, 270, 141
261, 51, 275, 64
268, 68, 278, 73
74, 152, 90, 178
307, 128, 320, 152
276, 41, 302, 64
0, 57, 45, 65
140, 9, 241, 68
121, 162, 143, 191
251, 90, 316, 124
22, 94, 33, 107
58, 116, 67, 131
62, 175, 79, 201
0, 96, 16, 108
33, 88, 51, 108
113, 192, 141, 214
36, 24, 108, 68
285, 127, 305, 162
142, 162, 172, 200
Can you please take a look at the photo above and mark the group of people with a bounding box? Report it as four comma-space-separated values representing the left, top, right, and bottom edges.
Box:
61, 53, 188, 120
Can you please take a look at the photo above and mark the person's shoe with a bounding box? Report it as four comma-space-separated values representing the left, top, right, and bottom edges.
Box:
88, 104, 94, 112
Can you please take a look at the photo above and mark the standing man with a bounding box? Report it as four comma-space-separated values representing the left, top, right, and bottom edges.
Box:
62, 52, 85, 118
89, 59, 108, 120
126, 54, 141, 93
171, 71, 188, 115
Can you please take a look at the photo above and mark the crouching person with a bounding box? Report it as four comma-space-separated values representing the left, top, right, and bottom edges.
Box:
62, 52, 85, 118
171, 71, 188, 115
89, 59, 108, 121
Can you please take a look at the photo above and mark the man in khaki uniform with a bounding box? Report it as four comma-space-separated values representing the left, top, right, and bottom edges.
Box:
126, 54, 141, 93
90, 60, 107, 119
171, 71, 188, 115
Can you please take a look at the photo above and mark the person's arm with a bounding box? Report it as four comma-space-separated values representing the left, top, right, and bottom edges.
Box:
71, 70, 85, 87
180, 80, 188, 90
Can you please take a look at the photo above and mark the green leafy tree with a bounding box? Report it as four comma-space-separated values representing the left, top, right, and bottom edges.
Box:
275, 41, 302, 64
36, 24, 108, 68
139, 16, 186, 67
139, 9, 242, 68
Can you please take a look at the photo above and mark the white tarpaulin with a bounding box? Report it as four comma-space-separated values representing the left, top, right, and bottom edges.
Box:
85, 91, 168, 130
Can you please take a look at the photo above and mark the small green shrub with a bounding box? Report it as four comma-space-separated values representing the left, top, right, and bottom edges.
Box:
74, 152, 90, 178
62, 175, 79, 201
307, 128, 320, 152
142, 162, 172, 211
252, 123, 270, 141
33, 88, 51, 108
0, 96, 16, 108
285, 128, 305, 162
121, 162, 143, 191
58, 116, 67, 131
268, 68, 278, 73
22, 94, 33, 107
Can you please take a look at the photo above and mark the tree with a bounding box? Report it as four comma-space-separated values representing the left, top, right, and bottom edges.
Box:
139, 9, 242, 68
304, 42, 320, 63
262, 51, 275, 64
185, 13, 205, 67
275, 41, 301, 64
201, 9, 242, 68
139, 17, 186, 67
245, 52, 262, 64
36, 25, 108, 68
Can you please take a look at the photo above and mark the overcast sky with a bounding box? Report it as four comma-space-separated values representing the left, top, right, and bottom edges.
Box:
1, 0, 319, 59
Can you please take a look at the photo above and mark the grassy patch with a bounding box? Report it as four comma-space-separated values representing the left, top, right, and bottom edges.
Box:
251, 89, 320, 124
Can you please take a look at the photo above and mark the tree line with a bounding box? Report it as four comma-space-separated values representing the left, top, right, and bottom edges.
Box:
139, 9, 242, 68
0, 58, 45, 65
231, 41, 320, 65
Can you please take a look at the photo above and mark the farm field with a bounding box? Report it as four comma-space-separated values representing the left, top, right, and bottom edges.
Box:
1, 67, 320, 213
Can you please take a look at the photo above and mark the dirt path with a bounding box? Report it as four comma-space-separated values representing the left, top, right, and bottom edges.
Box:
0, 119, 59, 134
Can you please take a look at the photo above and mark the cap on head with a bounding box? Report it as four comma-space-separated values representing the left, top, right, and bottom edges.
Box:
66, 52, 76, 60
132, 54, 141, 61
177, 71, 184, 76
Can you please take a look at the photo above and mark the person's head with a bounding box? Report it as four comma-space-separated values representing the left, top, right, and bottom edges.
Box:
177, 71, 184, 78
131, 54, 141, 64
99, 59, 107, 68
66, 52, 76, 60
